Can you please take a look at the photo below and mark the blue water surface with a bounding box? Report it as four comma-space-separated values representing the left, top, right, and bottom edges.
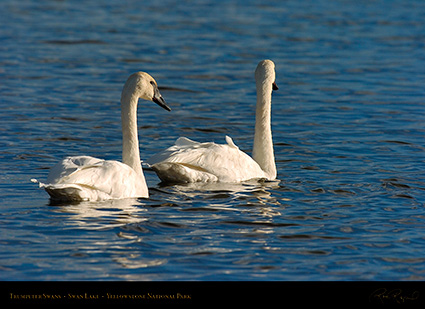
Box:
1, 0, 425, 281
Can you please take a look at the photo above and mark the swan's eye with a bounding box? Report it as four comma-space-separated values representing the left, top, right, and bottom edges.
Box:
150, 81, 156, 86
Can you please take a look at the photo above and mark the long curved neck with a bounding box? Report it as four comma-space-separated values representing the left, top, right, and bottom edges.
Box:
121, 92, 144, 179
252, 82, 276, 180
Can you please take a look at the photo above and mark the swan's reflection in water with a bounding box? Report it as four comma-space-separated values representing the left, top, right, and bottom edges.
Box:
153, 178, 287, 220
48, 198, 169, 276
48, 178, 286, 231
49, 197, 148, 230
157, 178, 282, 198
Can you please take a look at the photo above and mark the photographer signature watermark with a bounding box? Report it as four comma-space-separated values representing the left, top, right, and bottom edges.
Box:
369, 288, 420, 304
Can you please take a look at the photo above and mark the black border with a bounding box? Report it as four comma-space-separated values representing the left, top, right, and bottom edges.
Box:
2, 281, 424, 306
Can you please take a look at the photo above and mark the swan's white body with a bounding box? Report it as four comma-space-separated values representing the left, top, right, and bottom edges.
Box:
148, 60, 278, 184
34, 72, 170, 201
40, 156, 148, 201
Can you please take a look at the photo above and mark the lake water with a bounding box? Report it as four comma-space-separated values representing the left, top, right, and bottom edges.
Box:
1, 0, 425, 281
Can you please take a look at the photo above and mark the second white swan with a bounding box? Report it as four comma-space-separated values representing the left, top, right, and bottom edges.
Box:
148, 59, 278, 184
34, 72, 171, 201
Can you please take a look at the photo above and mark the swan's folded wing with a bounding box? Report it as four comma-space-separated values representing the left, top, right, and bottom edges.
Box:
46, 156, 102, 184
175, 136, 200, 147
148, 137, 201, 165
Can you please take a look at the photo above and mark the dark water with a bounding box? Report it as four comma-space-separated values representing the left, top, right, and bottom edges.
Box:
1, 0, 425, 280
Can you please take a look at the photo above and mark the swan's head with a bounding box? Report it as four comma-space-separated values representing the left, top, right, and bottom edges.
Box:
122, 72, 171, 111
255, 60, 278, 92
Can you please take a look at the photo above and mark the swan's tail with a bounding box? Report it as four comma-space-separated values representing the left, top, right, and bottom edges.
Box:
151, 162, 218, 184
31, 179, 95, 201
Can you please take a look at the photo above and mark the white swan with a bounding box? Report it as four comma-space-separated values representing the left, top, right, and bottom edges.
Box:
147, 59, 278, 184
34, 72, 171, 201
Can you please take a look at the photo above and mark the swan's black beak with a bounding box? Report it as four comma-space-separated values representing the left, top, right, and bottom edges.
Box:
152, 83, 171, 111
153, 95, 171, 111
272, 82, 279, 91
